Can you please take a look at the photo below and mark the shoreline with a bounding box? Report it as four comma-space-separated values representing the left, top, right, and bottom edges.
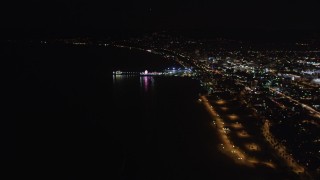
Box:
199, 93, 302, 179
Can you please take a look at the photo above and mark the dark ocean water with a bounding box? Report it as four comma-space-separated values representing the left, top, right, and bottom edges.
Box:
3, 42, 292, 179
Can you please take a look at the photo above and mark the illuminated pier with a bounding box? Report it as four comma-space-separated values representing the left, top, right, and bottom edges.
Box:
113, 68, 194, 77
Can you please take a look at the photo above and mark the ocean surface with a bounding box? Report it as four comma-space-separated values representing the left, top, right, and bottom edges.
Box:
4, 42, 291, 179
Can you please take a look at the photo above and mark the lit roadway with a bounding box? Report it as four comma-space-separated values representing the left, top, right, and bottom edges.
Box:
110, 44, 194, 69
269, 88, 320, 119
200, 96, 275, 169
262, 120, 308, 176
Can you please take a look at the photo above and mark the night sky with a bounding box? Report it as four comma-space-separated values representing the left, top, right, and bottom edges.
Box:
2, 0, 320, 37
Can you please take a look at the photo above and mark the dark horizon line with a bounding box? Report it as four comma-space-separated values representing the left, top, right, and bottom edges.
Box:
2, 27, 320, 41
